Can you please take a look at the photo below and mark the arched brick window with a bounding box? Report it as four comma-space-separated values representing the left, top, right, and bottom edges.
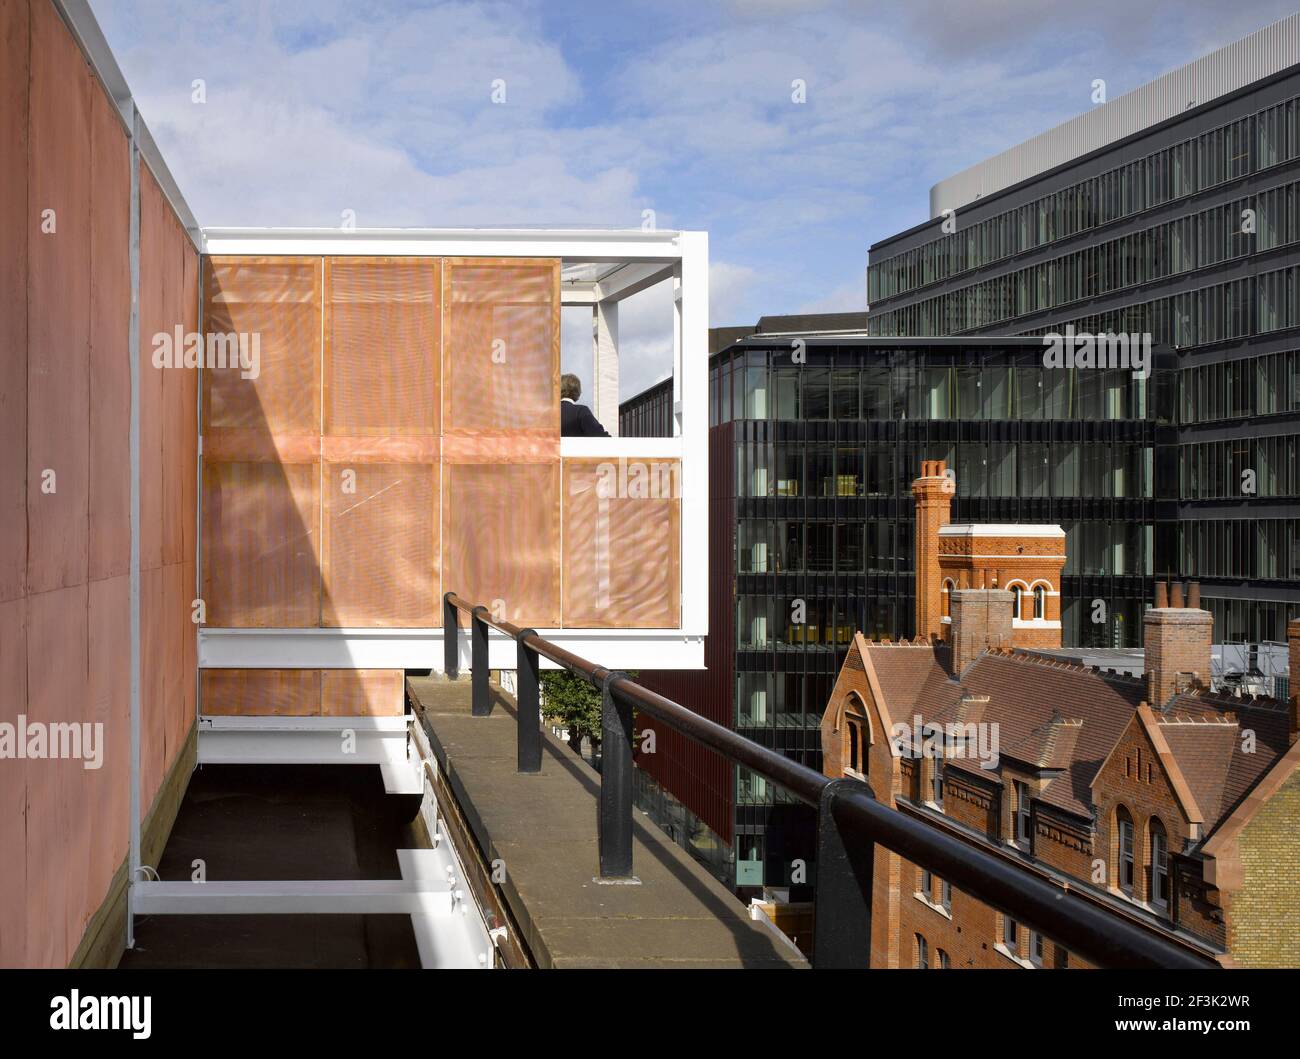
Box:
1115, 805, 1136, 895
1149, 818, 1170, 910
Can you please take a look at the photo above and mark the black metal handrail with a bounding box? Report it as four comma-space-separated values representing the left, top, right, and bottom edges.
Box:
441, 592, 1217, 970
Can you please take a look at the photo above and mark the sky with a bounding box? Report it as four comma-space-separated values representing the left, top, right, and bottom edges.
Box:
93, 0, 1300, 398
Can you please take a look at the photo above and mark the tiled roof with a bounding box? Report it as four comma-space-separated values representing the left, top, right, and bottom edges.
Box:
856, 642, 1291, 834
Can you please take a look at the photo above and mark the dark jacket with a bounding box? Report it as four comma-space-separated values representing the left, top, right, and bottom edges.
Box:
561, 399, 610, 438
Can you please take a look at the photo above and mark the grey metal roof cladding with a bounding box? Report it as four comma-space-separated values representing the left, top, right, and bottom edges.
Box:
929, 13, 1300, 218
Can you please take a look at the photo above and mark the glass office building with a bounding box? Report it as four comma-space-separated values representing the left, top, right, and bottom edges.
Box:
621, 334, 1167, 891
868, 31, 1300, 644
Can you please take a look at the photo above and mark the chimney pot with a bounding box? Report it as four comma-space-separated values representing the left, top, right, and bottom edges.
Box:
1155, 581, 1168, 608
1171, 581, 1184, 609
1188, 582, 1201, 609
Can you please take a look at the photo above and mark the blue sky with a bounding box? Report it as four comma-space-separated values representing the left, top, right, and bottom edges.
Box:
93, 0, 1300, 396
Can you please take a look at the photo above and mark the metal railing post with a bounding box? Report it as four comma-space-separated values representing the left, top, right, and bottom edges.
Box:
811, 778, 875, 969
516, 629, 541, 773
471, 606, 490, 717
598, 671, 634, 878
443, 593, 459, 679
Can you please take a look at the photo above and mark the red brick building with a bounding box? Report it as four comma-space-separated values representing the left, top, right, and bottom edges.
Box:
819, 470, 1300, 968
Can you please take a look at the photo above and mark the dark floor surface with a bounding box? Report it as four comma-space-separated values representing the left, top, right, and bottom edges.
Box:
120, 764, 422, 969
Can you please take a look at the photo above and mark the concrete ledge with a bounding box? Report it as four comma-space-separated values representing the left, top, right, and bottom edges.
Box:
407, 675, 807, 969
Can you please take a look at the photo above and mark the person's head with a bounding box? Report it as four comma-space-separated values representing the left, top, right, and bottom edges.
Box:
560, 374, 582, 401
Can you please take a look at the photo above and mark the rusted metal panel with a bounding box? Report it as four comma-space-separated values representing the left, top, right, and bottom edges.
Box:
26, 0, 91, 595
562, 458, 681, 629
320, 669, 404, 716
324, 256, 440, 436
88, 78, 131, 582
0, 0, 29, 605
202, 459, 321, 627
86, 574, 129, 929
443, 462, 561, 628
322, 460, 438, 628
0, 596, 28, 966
200, 669, 321, 716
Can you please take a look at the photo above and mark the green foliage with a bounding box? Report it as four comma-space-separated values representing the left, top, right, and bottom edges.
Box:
539, 670, 639, 754
540, 669, 602, 747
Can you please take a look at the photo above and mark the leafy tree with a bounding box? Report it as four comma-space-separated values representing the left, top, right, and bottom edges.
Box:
539, 670, 639, 760
540, 670, 603, 758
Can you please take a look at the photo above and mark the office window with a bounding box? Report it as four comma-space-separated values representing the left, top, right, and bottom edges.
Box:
1151, 819, 1170, 909
1002, 916, 1018, 950
941, 879, 952, 913
920, 867, 933, 899
1033, 585, 1046, 620
930, 760, 944, 808
915, 934, 929, 970
936, 948, 950, 969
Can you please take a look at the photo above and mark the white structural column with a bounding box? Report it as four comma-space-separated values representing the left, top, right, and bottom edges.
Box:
592, 299, 620, 435
676, 231, 708, 639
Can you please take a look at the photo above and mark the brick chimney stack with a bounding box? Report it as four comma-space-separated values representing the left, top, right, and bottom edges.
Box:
1143, 579, 1213, 707
913, 460, 953, 641
1288, 617, 1299, 746
950, 588, 1015, 674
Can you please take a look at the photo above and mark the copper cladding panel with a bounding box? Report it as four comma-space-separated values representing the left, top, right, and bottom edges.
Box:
24, 584, 88, 968
86, 574, 130, 927
202, 460, 321, 627
562, 459, 681, 629
0, 0, 29, 604
26, 0, 91, 595
322, 460, 438, 627
325, 257, 440, 436
0, 596, 28, 966
320, 669, 404, 716
443, 259, 559, 437
88, 83, 131, 582
203, 256, 322, 439
201, 669, 321, 716
138, 166, 167, 571
443, 462, 561, 627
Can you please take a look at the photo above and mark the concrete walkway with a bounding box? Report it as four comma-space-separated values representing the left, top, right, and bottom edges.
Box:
407, 675, 807, 969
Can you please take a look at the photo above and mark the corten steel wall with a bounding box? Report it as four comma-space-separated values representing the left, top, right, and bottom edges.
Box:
635, 424, 735, 844
200, 256, 681, 715
0, 0, 197, 967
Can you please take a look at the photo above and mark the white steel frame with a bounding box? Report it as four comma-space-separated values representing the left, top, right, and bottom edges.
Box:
197, 227, 709, 674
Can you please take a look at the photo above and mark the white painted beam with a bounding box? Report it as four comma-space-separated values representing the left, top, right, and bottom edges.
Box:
132, 879, 454, 916
594, 262, 675, 303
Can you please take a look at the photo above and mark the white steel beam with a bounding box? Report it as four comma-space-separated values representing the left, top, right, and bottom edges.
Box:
592, 299, 620, 435
132, 879, 454, 916
594, 261, 675, 303
197, 715, 411, 767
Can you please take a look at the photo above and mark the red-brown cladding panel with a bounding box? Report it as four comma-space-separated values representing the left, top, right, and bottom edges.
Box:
201, 669, 322, 716
0, 0, 29, 604
321, 669, 405, 716
27, 0, 91, 595
0, 596, 28, 966
88, 84, 131, 582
